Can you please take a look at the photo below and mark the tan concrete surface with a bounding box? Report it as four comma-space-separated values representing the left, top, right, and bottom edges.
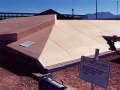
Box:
39, 20, 120, 67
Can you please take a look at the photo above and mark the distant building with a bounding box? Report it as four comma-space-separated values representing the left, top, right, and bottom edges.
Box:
35, 9, 88, 20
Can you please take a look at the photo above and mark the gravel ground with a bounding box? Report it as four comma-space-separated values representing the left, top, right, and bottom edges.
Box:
0, 58, 38, 90
52, 53, 120, 90
0, 53, 120, 90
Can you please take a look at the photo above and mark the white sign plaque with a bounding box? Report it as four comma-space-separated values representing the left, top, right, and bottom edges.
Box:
20, 41, 35, 47
80, 56, 110, 89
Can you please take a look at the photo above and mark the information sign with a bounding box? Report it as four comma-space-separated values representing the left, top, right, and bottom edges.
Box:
80, 56, 110, 89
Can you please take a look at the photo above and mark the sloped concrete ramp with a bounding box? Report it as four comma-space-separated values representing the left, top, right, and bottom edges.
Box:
39, 20, 120, 68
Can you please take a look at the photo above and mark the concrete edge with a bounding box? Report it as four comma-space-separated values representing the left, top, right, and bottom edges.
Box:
47, 50, 116, 73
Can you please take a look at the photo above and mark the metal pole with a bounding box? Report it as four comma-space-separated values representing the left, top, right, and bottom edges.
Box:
72, 8, 74, 19
72, 8, 74, 15
91, 84, 95, 90
117, 1, 118, 18
96, 0, 97, 19
115, 1, 119, 18
91, 49, 99, 90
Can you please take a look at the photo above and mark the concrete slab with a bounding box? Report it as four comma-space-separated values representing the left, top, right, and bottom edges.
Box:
1, 15, 120, 69
39, 20, 120, 68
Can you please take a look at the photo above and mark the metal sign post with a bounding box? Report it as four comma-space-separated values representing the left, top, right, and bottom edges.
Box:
91, 49, 99, 90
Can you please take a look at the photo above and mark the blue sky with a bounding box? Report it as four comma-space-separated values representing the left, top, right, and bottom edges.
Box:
0, 0, 118, 15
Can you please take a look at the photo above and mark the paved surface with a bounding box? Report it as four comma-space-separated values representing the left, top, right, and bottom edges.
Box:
1, 15, 120, 68
39, 20, 120, 67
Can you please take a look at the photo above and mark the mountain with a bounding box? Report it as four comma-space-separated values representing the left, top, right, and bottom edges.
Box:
86, 12, 120, 19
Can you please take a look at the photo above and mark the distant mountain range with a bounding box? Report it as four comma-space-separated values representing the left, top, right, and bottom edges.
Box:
86, 12, 120, 19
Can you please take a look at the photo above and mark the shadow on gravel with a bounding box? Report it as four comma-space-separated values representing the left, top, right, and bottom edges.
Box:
0, 58, 38, 80
110, 58, 120, 64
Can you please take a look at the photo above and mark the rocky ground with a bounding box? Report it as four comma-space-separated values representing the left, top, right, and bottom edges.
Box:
52, 53, 120, 90
0, 58, 38, 90
0, 53, 120, 90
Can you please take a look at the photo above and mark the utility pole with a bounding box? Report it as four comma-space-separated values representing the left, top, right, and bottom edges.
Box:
96, 0, 98, 19
72, 8, 74, 19
115, 0, 119, 18
72, 8, 74, 15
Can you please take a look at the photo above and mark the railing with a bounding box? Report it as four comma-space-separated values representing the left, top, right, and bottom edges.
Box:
0, 12, 37, 20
